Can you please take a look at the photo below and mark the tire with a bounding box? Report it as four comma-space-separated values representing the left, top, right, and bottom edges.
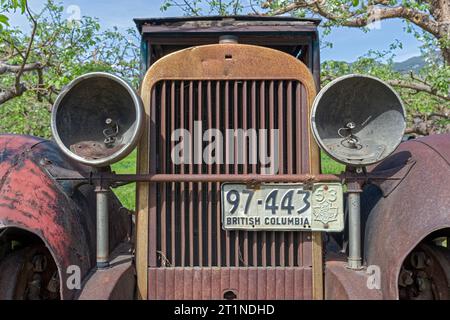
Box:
399, 243, 450, 300
0, 244, 60, 300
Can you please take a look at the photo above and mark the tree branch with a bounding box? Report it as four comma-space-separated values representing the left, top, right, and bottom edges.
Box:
265, 1, 441, 38
181, 0, 199, 15
0, 83, 27, 104
1, 37, 26, 60
0, 62, 42, 75
37, 67, 44, 102
249, 0, 261, 15
15, 2, 38, 93
387, 79, 450, 101
0, 2, 40, 106
337, 6, 440, 38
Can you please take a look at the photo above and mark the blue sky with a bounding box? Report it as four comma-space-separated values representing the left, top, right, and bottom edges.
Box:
9, 0, 423, 62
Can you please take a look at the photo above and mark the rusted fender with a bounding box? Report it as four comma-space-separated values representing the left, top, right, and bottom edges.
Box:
361, 134, 450, 299
0, 134, 129, 299
78, 243, 135, 300
325, 254, 382, 300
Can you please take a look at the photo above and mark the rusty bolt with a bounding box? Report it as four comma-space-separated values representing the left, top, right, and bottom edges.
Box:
416, 278, 424, 291
32, 254, 48, 273
411, 251, 427, 270
39, 158, 52, 166
46, 271, 60, 294
415, 271, 429, 292
399, 269, 414, 287
27, 274, 42, 300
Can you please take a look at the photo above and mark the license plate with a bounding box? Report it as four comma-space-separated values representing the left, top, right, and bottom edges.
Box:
221, 183, 344, 232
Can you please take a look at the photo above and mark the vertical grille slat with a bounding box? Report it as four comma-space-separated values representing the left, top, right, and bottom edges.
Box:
215, 81, 222, 267
277, 80, 285, 267
251, 81, 258, 267
224, 81, 231, 267
233, 81, 240, 267
188, 81, 194, 266
152, 79, 310, 268
179, 81, 186, 267
287, 81, 294, 267
242, 81, 249, 266
207, 81, 213, 267
170, 81, 176, 266
260, 81, 268, 267
295, 82, 303, 267
160, 81, 167, 266
197, 81, 204, 267
148, 89, 158, 268
269, 81, 285, 266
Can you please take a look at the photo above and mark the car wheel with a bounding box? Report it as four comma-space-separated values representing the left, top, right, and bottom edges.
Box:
0, 244, 60, 300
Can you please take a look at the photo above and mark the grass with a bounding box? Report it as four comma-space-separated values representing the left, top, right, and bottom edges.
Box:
111, 150, 345, 211
111, 149, 137, 210
321, 152, 346, 174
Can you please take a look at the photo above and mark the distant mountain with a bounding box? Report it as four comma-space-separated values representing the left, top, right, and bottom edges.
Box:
323, 55, 428, 74
393, 56, 426, 73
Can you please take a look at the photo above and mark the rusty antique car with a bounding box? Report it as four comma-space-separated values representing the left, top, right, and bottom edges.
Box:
0, 16, 449, 300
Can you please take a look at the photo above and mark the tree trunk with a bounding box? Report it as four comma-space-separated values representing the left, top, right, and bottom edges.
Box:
431, 0, 450, 64
443, 47, 450, 65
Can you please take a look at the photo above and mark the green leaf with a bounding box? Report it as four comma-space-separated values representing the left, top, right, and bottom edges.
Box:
19, 0, 26, 13
0, 14, 9, 25
352, 0, 359, 7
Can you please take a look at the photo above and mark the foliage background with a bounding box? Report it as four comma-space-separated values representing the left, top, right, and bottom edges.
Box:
1, 0, 448, 209
0, 0, 139, 137
1, 0, 448, 139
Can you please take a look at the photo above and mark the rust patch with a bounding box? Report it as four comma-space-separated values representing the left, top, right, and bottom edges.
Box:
362, 134, 450, 299
70, 141, 124, 160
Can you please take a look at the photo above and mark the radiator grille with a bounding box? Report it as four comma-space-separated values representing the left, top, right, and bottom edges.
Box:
149, 80, 312, 268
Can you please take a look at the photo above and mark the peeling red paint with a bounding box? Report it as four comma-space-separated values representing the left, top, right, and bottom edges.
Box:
1, 157, 71, 263
0, 135, 129, 299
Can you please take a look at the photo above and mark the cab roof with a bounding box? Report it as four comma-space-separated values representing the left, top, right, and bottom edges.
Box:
134, 15, 321, 34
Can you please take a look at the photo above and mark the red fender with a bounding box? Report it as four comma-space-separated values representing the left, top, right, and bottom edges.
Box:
0, 134, 129, 299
